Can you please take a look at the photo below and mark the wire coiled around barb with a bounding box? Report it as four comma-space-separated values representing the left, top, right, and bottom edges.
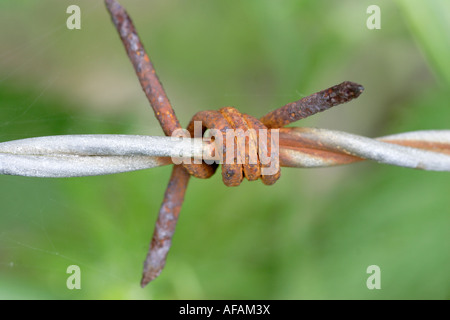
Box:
182, 107, 280, 186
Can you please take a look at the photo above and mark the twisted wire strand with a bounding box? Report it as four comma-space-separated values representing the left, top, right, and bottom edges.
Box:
105, 0, 367, 286
1, 129, 449, 178
183, 106, 280, 186
279, 128, 450, 171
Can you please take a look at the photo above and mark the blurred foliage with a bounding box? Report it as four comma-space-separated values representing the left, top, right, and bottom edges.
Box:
396, 0, 450, 86
0, 0, 449, 299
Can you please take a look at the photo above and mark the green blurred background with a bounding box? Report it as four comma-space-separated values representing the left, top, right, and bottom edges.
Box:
0, 0, 449, 299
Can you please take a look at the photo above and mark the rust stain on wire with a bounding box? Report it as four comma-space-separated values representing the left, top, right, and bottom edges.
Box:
102, 0, 448, 287
106, 0, 190, 287
105, 0, 181, 136
380, 140, 450, 155
141, 165, 190, 287
260, 81, 364, 129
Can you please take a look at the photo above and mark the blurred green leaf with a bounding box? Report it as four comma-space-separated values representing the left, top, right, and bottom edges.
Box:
396, 0, 450, 86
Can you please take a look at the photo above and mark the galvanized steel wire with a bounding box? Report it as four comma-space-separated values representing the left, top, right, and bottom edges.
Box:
1, 128, 449, 178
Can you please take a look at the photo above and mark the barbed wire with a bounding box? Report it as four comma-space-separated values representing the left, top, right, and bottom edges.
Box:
1, 129, 449, 178
278, 128, 450, 170
2, 0, 448, 287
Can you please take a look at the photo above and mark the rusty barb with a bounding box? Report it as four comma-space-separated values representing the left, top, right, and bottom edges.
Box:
1, 0, 449, 287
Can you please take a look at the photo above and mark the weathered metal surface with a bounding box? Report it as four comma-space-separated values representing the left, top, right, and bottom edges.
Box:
260, 81, 364, 129
105, 0, 182, 137
279, 128, 450, 171
2, 130, 449, 174
184, 107, 282, 186
141, 165, 190, 287
106, 0, 186, 286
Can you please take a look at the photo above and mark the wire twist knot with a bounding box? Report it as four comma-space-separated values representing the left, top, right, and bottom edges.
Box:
103, 0, 368, 286
183, 107, 281, 186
